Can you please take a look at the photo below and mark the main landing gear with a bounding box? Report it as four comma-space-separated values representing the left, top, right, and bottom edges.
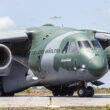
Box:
0, 87, 14, 97
52, 88, 74, 96
47, 86, 74, 97
0, 78, 14, 97
48, 82, 94, 97
0, 90, 14, 97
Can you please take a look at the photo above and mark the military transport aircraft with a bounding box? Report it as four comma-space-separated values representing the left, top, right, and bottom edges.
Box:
0, 24, 110, 97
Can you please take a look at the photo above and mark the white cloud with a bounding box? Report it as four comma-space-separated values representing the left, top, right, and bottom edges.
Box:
0, 17, 16, 30
101, 8, 110, 14
0, 0, 9, 4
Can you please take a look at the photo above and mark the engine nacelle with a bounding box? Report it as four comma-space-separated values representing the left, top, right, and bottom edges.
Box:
0, 44, 12, 70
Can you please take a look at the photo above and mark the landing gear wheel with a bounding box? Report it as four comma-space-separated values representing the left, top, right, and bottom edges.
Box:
77, 87, 87, 97
4, 93, 14, 97
0, 89, 4, 96
0, 89, 14, 97
0, 90, 2, 96
67, 91, 74, 96
52, 91, 59, 96
86, 86, 94, 97
59, 92, 67, 96
9, 93, 14, 96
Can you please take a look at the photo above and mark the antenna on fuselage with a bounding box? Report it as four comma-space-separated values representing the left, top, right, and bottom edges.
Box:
61, 23, 64, 28
50, 16, 63, 27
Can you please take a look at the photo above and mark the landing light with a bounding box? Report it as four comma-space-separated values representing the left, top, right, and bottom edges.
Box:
82, 64, 86, 69
32, 77, 38, 80
74, 67, 77, 71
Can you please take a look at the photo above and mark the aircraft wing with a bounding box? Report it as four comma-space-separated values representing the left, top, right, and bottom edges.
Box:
0, 30, 41, 93
0, 30, 28, 42
0, 29, 32, 75
94, 31, 110, 50
0, 30, 32, 69
94, 31, 110, 68
95, 32, 110, 41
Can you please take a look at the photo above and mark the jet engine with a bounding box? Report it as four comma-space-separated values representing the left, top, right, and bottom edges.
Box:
0, 44, 12, 70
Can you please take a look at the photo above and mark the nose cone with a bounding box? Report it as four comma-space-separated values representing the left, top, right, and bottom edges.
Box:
89, 56, 108, 77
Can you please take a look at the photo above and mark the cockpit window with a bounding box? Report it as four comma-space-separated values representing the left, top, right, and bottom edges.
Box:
91, 40, 101, 48
62, 42, 69, 53
62, 41, 77, 54
68, 42, 77, 53
78, 41, 91, 49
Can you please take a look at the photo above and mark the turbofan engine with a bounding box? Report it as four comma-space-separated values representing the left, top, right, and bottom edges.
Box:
0, 44, 12, 70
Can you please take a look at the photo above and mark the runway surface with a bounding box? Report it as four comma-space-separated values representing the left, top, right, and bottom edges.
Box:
0, 94, 110, 107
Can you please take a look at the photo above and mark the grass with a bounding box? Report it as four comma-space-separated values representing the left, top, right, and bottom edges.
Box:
16, 88, 52, 95
94, 88, 110, 94
16, 87, 110, 96
0, 107, 108, 110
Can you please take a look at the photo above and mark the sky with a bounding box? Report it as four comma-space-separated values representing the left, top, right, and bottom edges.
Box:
0, 0, 110, 87
0, 0, 110, 31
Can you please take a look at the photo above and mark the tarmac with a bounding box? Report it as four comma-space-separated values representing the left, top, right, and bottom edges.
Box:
0, 94, 110, 108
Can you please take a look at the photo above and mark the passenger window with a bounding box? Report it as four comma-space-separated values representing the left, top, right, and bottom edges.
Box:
68, 42, 77, 53
62, 42, 69, 53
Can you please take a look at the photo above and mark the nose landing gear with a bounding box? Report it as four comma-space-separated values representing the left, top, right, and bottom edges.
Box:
77, 86, 94, 97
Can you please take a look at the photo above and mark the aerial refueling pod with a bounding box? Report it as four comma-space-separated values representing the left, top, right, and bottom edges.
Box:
0, 44, 12, 71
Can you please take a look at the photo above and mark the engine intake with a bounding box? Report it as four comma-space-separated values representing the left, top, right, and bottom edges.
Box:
0, 44, 12, 70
